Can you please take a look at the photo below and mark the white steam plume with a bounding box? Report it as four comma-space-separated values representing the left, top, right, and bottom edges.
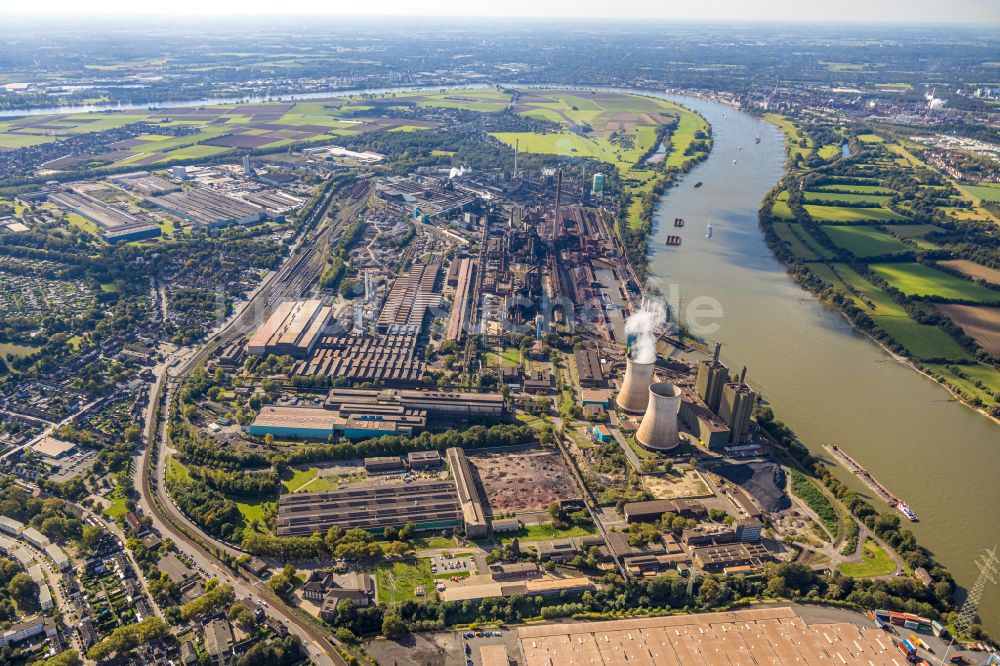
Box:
625, 298, 666, 364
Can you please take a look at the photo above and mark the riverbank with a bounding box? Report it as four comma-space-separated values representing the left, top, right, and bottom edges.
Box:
756, 120, 1000, 427
642, 93, 1000, 634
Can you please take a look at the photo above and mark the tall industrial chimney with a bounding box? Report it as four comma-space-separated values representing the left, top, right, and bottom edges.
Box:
617, 357, 655, 413
553, 170, 563, 239
636, 382, 682, 451
513, 138, 519, 179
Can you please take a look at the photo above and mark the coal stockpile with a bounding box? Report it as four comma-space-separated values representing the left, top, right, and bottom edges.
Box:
714, 461, 790, 513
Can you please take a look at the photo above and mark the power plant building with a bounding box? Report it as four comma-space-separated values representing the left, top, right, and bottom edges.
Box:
719, 368, 756, 444
248, 300, 332, 358
695, 344, 729, 413
678, 386, 731, 450
617, 358, 654, 413
635, 382, 682, 451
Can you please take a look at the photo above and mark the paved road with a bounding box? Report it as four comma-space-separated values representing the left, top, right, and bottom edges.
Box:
132, 183, 372, 666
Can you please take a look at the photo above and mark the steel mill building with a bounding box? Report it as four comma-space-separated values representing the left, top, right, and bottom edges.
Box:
247, 299, 332, 358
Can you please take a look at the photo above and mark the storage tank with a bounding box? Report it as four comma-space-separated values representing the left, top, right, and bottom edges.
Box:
616, 357, 655, 413
635, 382, 682, 451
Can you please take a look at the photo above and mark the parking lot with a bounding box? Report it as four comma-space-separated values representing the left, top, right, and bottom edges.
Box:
430, 554, 474, 577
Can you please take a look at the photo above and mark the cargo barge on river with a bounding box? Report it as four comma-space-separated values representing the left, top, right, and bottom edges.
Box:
824, 444, 918, 521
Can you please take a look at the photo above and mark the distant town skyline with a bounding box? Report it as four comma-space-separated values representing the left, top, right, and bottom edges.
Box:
7, 0, 1000, 24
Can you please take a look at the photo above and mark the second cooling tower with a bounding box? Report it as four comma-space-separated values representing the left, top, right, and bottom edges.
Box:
636, 382, 682, 451
617, 357, 655, 413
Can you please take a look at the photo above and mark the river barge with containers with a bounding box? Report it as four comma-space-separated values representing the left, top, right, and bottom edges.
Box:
824, 444, 918, 521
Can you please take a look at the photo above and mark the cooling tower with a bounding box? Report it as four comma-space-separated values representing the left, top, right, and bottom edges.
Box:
636, 382, 682, 451
617, 357, 655, 413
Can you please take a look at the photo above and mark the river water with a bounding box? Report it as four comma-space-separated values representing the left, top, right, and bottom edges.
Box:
644, 94, 1000, 633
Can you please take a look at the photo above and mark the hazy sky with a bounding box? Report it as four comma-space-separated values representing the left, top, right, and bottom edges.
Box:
9, 0, 1000, 23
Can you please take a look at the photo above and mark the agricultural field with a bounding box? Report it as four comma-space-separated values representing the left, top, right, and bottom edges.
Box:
0, 95, 438, 174
804, 204, 906, 223
772, 222, 818, 260
934, 304, 1000, 356
771, 190, 794, 219
807, 263, 968, 360
870, 315, 970, 362
821, 225, 908, 257
803, 191, 891, 205
886, 224, 943, 250
960, 182, 1000, 202
807, 263, 905, 316
937, 260, 1000, 287
814, 183, 894, 195
870, 263, 1000, 303
487, 89, 708, 230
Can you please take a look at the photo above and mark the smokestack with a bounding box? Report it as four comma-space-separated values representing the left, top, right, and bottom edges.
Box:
713, 343, 721, 365
514, 139, 519, 179
739, 366, 747, 387
617, 357, 655, 413
636, 382, 682, 451
553, 170, 562, 239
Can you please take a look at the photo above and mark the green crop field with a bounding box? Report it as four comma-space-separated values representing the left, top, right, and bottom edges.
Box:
856, 134, 885, 144
814, 184, 895, 195
838, 539, 896, 578
0, 133, 55, 148
808, 264, 906, 317
808, 264, 970, 360
822, 225, 908, 257
962, 183, 1000, 202
871, 315, 970, 361
804, 191, 891, 205
870, 263, 1000, 303
772, 222, 818, 260
804, 204, 906, 223
771, 190, 794, 219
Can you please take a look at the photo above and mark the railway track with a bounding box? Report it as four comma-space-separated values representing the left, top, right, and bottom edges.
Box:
137, 181, 372, 665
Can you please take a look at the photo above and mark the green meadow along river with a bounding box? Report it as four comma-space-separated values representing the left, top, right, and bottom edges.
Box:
644, 93, 1000, 633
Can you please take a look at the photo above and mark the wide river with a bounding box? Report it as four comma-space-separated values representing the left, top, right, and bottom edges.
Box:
644, 93, 1000, 633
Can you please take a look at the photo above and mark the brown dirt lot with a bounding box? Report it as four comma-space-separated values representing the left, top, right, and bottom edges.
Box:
935, 303, 1000, 356
469, 447, 580, 515
937, 260, 1000, 287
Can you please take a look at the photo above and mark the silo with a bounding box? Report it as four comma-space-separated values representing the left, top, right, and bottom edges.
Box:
636, 382, 682, 451
616, 357, 655, 413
